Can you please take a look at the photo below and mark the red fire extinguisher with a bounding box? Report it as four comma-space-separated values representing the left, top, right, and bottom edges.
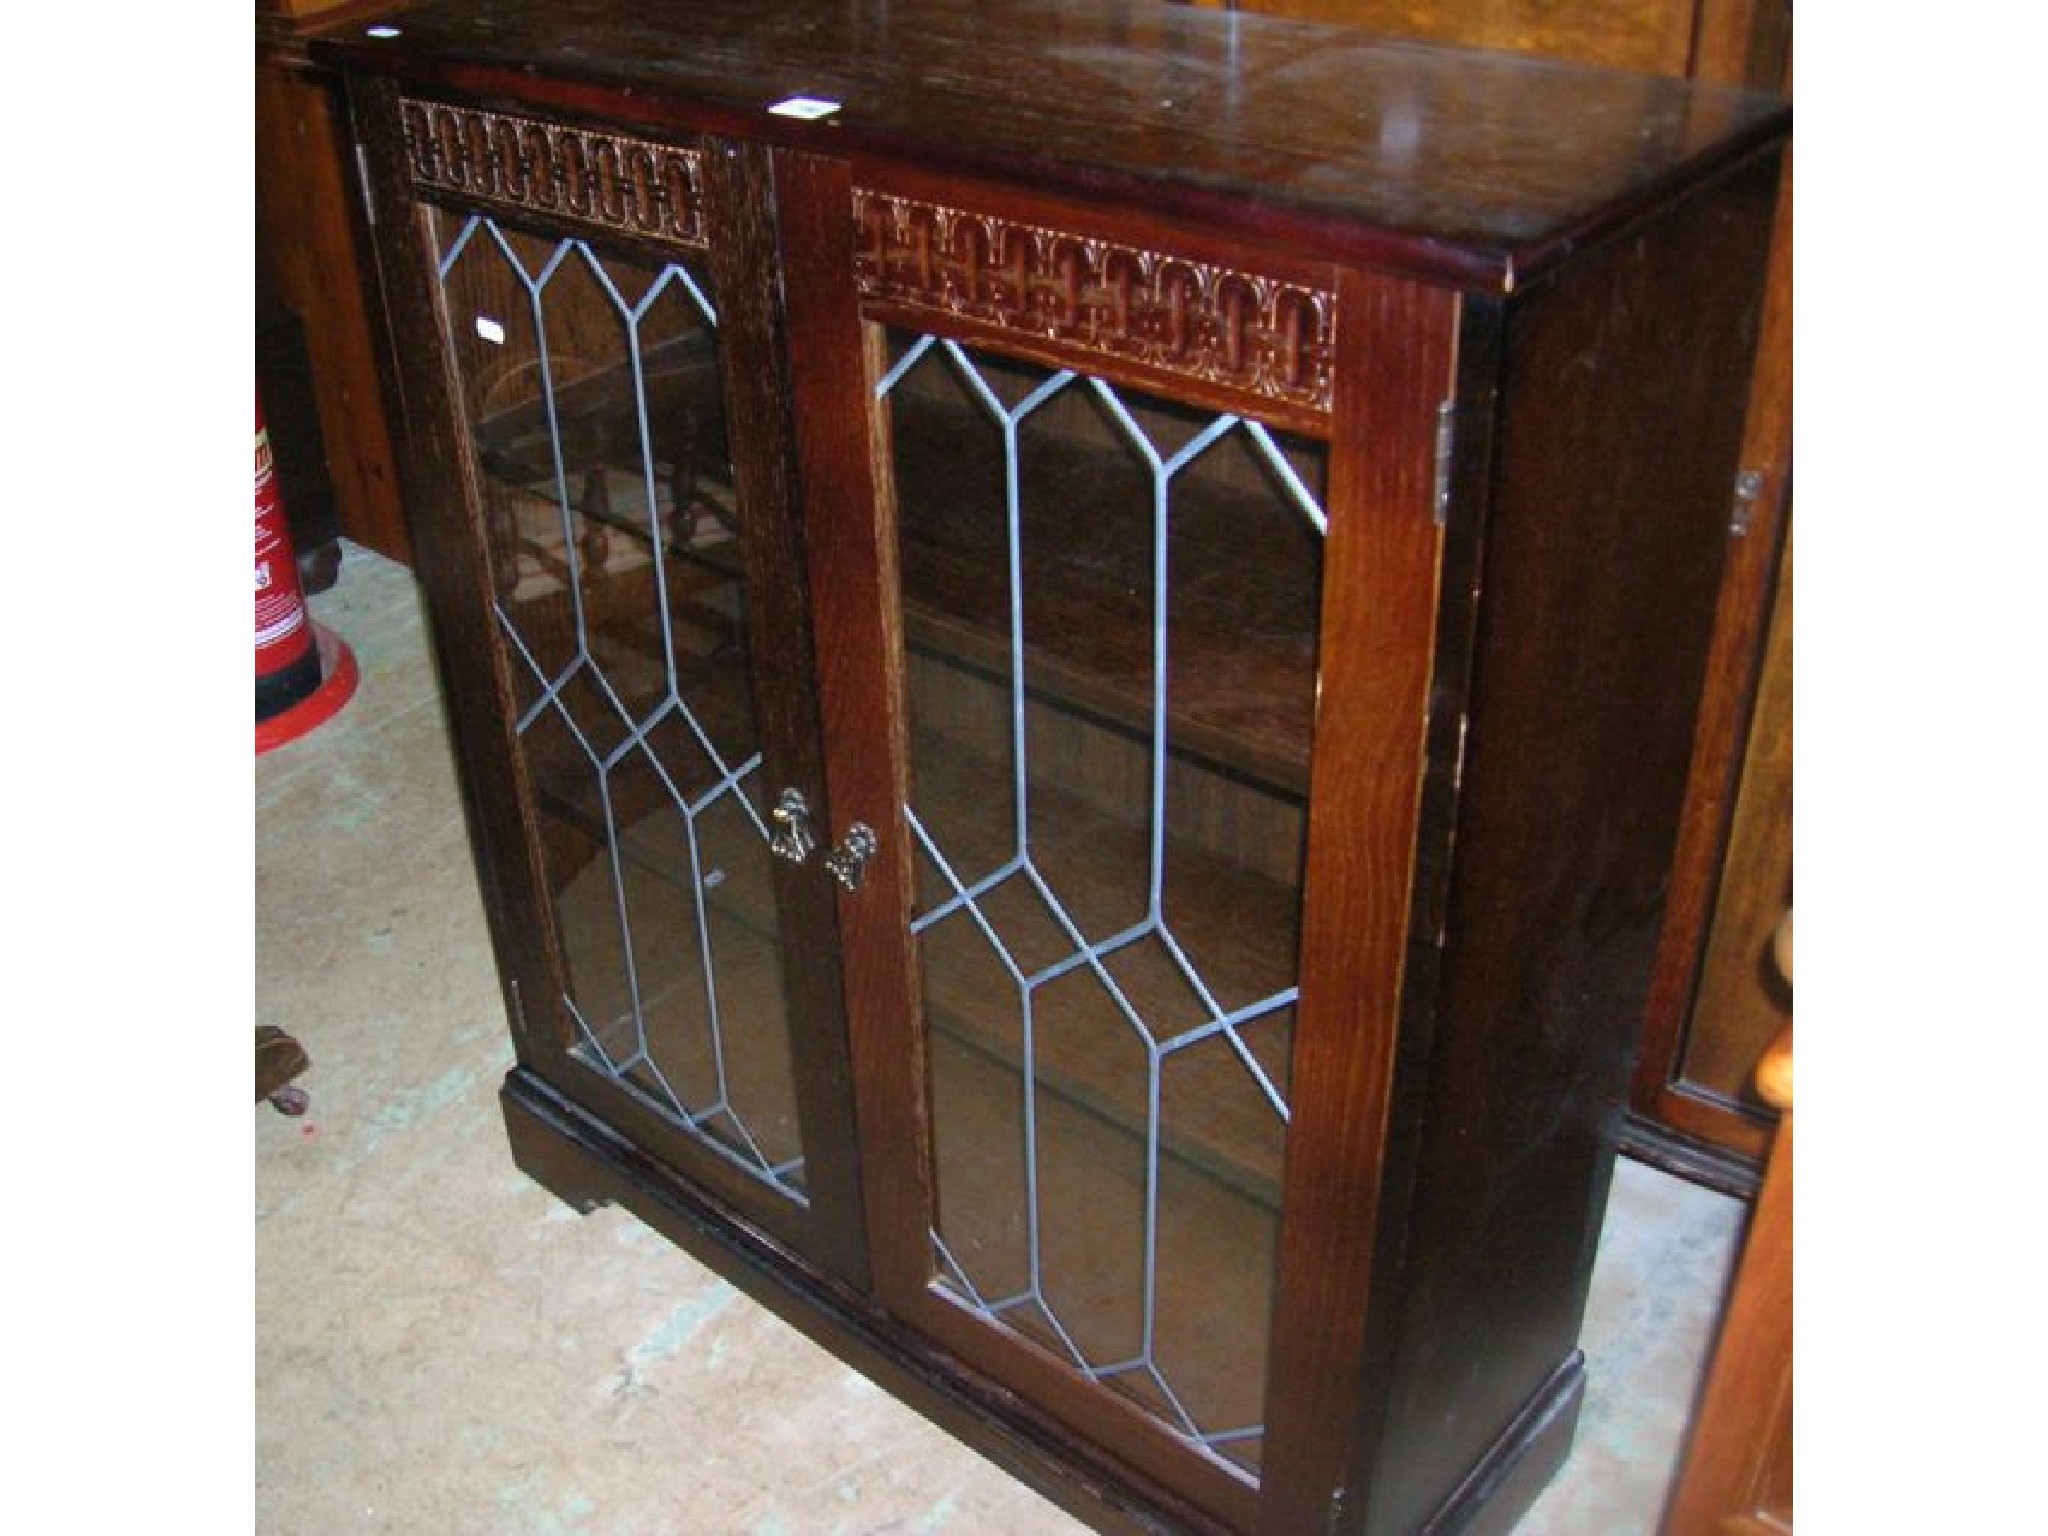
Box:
256, 388, 324, 722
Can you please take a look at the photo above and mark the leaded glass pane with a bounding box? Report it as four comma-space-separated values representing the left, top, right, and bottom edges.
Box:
882, 330, 1327, 1477
431, 209, 804, 1199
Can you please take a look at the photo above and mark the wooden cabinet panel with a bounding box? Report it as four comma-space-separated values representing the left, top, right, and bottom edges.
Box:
1665, 924, 1794, 1535
1630, 145, 1793, 1193
1191, 0, 1797, 1197
256, 6, 411, 563
1681, 540, 1792, 1108
324, 4, 1787, 1530
1189, 0, 1789, 87
1190, 0, 1701, 75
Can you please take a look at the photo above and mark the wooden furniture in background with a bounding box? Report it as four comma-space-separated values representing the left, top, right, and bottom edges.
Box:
1188, 0, 1789, 83
256, 1, 412, 565
1664, 910, 1794, 1533
321, 2, 1787, 1531
254, 1025, 312, 1116
1198, 0, 1795, 1197
1639, 503, 1792, 1191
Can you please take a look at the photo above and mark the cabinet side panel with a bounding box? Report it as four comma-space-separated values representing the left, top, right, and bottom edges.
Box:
1361, 150, 1782, 1536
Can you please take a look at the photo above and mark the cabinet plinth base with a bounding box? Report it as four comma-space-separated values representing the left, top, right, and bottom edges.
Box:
1622, 1111, 1765, 1200
1419, 1353, 1584, 1536
501, 1066, 1582, 1536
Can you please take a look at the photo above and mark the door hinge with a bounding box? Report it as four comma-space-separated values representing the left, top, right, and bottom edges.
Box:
1432, 401, 1457, 526
1730, 467, 1765, 536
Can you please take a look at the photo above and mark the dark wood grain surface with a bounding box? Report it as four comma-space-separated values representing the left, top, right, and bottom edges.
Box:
311, 0, 1786, 288
1356, 150, 1780, 1535
339, 8, 1791, 1528
1631, 145, 1794, 1179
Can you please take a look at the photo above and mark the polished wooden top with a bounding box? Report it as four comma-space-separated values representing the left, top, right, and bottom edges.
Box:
312, 0, 1788, 289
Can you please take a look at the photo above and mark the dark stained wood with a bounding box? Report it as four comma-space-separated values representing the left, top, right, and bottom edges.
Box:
1192, 0, 1700, 74
1691, 0, 1794, 90
1675, 531, 1791, 1108
257, 26, 411, 562
307, 0, 1787, 291
1203, 0, 1795, 1207
255, 289, 343, 579
1196, 0, 1790, 85
1630, 144, 1794, 1178
259, 0, 411, 41
1428, 1356, 1584, 1536
1621, 1124, 1763, 1200
1257, 267, 1457, 1536
774, 147, 936, 1310
1355, 148, 1781, 1536
336, 8, 1790, 1533
1197, 0, 1791, 88
700, 134, 873, 1286
848, 166, 1342, 436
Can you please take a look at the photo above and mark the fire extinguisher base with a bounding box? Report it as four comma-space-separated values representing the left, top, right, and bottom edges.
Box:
256, 643, 325, 723
256, 623, 360, 757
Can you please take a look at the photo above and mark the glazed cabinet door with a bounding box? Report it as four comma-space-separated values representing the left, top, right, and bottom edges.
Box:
353, 85, 867, 1282
778, 154, 1459, 1532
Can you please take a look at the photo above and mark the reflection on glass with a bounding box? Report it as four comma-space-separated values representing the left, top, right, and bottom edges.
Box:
881, 330, 1328, 1477
431, 209, 804, 1198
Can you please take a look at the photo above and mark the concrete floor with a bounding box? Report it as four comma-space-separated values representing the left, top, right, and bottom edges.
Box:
255, 542, 1748, 1535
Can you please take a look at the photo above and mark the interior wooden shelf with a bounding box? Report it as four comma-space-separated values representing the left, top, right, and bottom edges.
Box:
905, 736, 1298, 1210
890, 397, 1323, 797
469, 342, 1324, 801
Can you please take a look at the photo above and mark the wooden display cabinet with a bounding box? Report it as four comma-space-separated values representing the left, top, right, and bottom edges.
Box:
320, 3, 1788, 1531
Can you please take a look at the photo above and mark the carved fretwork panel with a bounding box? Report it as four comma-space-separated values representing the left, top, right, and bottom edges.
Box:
399, 97, 709, 252
852, 189, 1339, 426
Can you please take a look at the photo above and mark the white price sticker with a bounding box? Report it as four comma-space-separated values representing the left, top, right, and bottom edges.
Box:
768, 96, 843, 121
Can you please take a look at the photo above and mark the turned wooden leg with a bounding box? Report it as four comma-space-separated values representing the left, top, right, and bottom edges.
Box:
256, 1026, 312, 1116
